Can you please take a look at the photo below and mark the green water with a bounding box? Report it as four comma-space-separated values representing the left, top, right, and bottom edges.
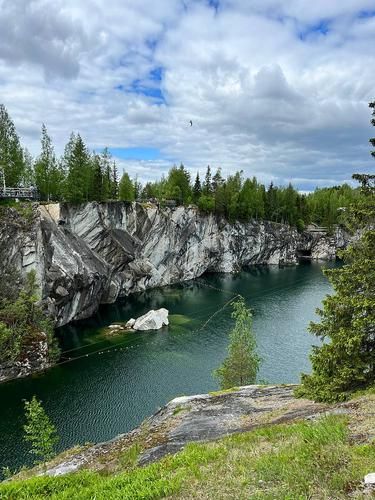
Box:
0, 262, 336, 472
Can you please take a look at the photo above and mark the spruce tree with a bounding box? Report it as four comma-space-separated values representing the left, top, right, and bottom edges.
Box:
193, 173, 202, 203
204, 165, 212, 195
296, 106, 375, 402
214, 297, 261, 389
64, 134, 91, 203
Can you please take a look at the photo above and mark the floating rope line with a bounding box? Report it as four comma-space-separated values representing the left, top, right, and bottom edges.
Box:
54, 274, 315, 366
197, 294, 241, 332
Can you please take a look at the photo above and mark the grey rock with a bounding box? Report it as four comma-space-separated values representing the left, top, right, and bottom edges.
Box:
0, 202, 353, 380
0, 202, 353, 328
55, 285, 69, 297
42, 385, 330, 476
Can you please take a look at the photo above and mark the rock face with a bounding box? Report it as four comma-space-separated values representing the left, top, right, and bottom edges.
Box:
132, 308, 169, 331
0, 202, 351, 328
0, 332, 51, 383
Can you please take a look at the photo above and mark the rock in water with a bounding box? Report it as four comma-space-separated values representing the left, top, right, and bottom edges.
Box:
125, 318, 136, 328
133, 308, 169, 331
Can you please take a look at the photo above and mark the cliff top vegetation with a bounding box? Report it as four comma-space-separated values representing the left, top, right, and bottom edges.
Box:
0, 104, 366, 231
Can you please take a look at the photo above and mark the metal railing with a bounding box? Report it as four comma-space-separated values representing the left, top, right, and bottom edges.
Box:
0, 186, 38, 199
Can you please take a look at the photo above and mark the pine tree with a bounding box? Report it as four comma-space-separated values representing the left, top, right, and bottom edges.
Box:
24, 396, 59, 465
214, 297, 261, 389
0, 104, 25, 186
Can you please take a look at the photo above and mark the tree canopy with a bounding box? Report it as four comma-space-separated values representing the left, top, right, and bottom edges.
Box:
0, 103, 367, 231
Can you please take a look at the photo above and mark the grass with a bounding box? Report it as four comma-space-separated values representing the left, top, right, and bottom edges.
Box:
208, 387, 239, 396
1, 415, 374, 499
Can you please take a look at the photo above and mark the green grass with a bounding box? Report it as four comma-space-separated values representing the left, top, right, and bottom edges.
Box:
1, 416, 374, 499
208, 387, 239, 396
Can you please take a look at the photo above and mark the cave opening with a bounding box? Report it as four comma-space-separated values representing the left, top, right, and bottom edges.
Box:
297, 249, 312, 259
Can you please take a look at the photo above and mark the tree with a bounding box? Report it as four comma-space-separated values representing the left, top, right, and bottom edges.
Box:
24, 396, 59, 465
0, 270, 58, 365
0, 104, 25, 186
111, 161, 119, 200
119, 172, 135, 201
296, 113, 375, 402
165, 164, 191, 204
193, 172, 202, 203
35, 124, 57, 201
203, 165, 212, 195
214, 297, 261, 389
63, 133, 91, 203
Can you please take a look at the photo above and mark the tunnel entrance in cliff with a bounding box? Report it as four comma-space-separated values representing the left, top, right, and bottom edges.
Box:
297, 249, 312, 259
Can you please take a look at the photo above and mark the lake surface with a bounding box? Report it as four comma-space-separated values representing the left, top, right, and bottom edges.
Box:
0, 261, 337, 473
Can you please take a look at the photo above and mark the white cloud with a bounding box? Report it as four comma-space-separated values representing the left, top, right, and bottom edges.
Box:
0, 0, 374, 190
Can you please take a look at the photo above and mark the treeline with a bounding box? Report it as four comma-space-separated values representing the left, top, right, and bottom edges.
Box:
0, 104, 362, 230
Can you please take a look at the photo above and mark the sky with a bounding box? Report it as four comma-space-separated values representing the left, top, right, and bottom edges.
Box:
1, 0, 375, 190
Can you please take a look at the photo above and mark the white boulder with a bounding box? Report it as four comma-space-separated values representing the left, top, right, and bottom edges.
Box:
125, 318, 136, 328
133, 308, 169, 331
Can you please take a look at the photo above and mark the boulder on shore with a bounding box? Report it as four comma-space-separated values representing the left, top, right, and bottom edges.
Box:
132, 308, 169, 331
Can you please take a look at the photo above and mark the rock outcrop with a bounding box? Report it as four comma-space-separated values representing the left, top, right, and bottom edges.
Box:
0, 202, 351, 328
0, 332, 51, 383
38, 384, 374, 477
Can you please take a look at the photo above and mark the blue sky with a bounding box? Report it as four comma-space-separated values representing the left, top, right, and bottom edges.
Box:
0, 0, 374, 190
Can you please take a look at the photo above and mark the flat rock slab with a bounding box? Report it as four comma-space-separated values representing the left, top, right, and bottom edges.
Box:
44, 385, 332, 476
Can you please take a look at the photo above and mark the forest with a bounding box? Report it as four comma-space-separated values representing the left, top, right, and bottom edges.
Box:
0, 104, 363, 231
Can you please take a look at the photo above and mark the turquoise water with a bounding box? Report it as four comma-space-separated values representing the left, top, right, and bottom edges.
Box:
0, 261, 336, 472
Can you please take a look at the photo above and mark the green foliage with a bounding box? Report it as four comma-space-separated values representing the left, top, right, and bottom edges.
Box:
0, 270, 59, 365
1, 415, 374, 499
198, 193, 215, 213
164, 164, 192, 204
119, 172, 135, 201
35, 124, 61, 201
297, 104, 375, 402
297, 180, 375, 402
0, 102, 368, 228
214, 297, 261, 389
24, 396, 59, 465
192, 172, 201, 202
0, 104, 25, 186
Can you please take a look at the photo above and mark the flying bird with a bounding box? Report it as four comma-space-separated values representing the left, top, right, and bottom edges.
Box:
189, 120, 193, 127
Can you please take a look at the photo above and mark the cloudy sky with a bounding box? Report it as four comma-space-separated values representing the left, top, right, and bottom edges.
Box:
1, 0, 375, 190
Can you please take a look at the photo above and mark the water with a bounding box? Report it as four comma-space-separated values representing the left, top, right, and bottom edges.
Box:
0, 261, 337, 472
